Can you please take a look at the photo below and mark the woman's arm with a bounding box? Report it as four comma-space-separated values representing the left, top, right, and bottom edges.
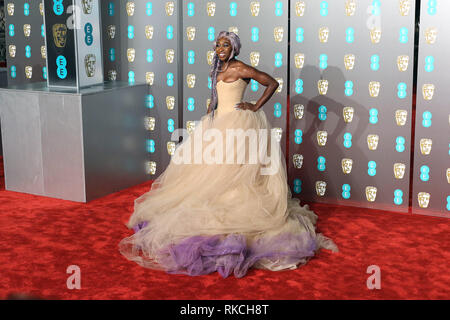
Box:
235, 62, 279, 112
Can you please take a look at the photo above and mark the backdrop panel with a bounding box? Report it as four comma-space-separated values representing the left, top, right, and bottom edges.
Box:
288, 0, 415, 212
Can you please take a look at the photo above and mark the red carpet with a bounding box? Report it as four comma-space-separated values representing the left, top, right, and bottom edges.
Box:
0, 155, 449, 300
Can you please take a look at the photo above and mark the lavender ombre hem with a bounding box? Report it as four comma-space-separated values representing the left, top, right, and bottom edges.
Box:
131, 222, 317, 278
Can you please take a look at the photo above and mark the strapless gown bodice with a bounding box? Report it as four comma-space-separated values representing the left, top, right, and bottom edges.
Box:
215, 78, 248, 116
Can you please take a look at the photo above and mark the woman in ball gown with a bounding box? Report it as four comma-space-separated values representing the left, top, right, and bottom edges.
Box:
119, 31, 338, 278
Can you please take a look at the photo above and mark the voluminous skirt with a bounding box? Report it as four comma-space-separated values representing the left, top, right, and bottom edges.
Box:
119, 108, 338, 278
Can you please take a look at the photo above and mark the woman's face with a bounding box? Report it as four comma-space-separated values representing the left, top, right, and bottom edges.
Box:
216, 37, 233, 62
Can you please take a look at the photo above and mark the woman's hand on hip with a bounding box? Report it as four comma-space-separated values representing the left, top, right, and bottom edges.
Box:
234, 102, 258, 112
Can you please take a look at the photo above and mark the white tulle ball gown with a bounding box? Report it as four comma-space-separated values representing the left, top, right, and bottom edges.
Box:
119, 78, 338, 278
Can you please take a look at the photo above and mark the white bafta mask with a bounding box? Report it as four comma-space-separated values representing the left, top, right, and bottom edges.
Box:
82, 0, 93, 14
127, 48, 135, 62
393, 163, 406, 179
23, 24, 31, 37
343, 107, 354, 123
25, 66, 33, 79
295, 53, 305, 69
317, 131, 328, 147
422, 84, 435, 101
399, 0, 411, 16
7, 3, 14, 16
395, 110, 408, 126
369, 81, 380, 98
397, 55, 409, 72
146, 72, 155, 85
316, 181, 327, 197
273, 128, 283, 143
447, 168, 450, 184
187, 74, 196, 88
425, 27, 437, 44
274, 27, 284, 42
107, 25, 116, 39
365, 186, 377, 202
144, 117, 155, 131
207, 2, 216, 16
40, 3, 44, 16
295, 1, 305, 17
341, 158, 353, 174
41, 46, 46, 59
370, 28, 382, 44
166, 96, 175, 110
166, 49, 175, 64
250, 1, 260, 17
417, 192, 430, 208
345, 0, 356, 16
419, 138, 432, 155
84, 54, 96, 77
344, 54, 355, 70
187, 27, 196, 41
9, 45, 16, 58
318, 80, 329, 95
294, 104, 304, 120
126, 2, 135, 16
319, 27, 329, 43
293, 154, 304, 169
165, 1, 175, 16
207, 51, 215, 65
250, 52, 260, 67
108, 70, 117, 81
186, 121, 196, 135
145, 25, 154, 40
145, 161, 156, 175
228, 27, 238, 35
367, 134, 379, 151
167, 142, 176, 156
275, 78, 283, 93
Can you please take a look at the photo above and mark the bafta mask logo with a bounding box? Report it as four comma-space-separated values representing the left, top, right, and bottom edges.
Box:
273, 128, 283, 143
127, 48, 136, 62
8, 45, 16, 58
145, 161, 156, 175
393, 163, 406, 179
165, 1, 175, 16
25, 66, 33, 79
166, 49, 175, 64
186, 121, 196, 135
397, 55, 409, 72
317, 131, 328, 147
187, 74, 196, 88
345, 0, 356, 16
108, 70, 117, 81
419, 138, 432, 155
275, 78, 283, 93
187, 27, 196, 41
365, 186, 377, 202
319, 27, 330, 43
207, 2, 216, 16
228, 27, 238, 35
370, 28, 382, 44
294, 104, 305, 120
274, 27, 284, 42
342, 158, 353, 174
422, 84, 435, 101
425, 27, 437, 44
207, 51, 215, 65
417, 192, 430, 208
318, 80, 329, 95
293, 154, 304, 169
369, 81, 380, 98
7, 3, 14, 16
207, 99, 211, 111
294, 53, 305, 69
447, 168, 450, 184
316, 181, 327, 197
399, 0, 411, 16
167, 142, 176, 156
295, 1, 306, 17
82, 0, 93, 14
395, 109, 408, 126
166, 96, 175, 110
343, 107, 354, 123
23, 24, 31, 37
145, 25, 154, 40
126, 2, 135, 16
146, 72, 155, 85
84, 54, 96, 78
344, 54, 355, 70
367, 134, 379, 151
144, 117, 155, 131
250, 1, 260, 17
41, 46, 46, 59
107, 25, 116, 39
250, 52, 260, 67
52, 24, 67, 48
40, 3, 44, 16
